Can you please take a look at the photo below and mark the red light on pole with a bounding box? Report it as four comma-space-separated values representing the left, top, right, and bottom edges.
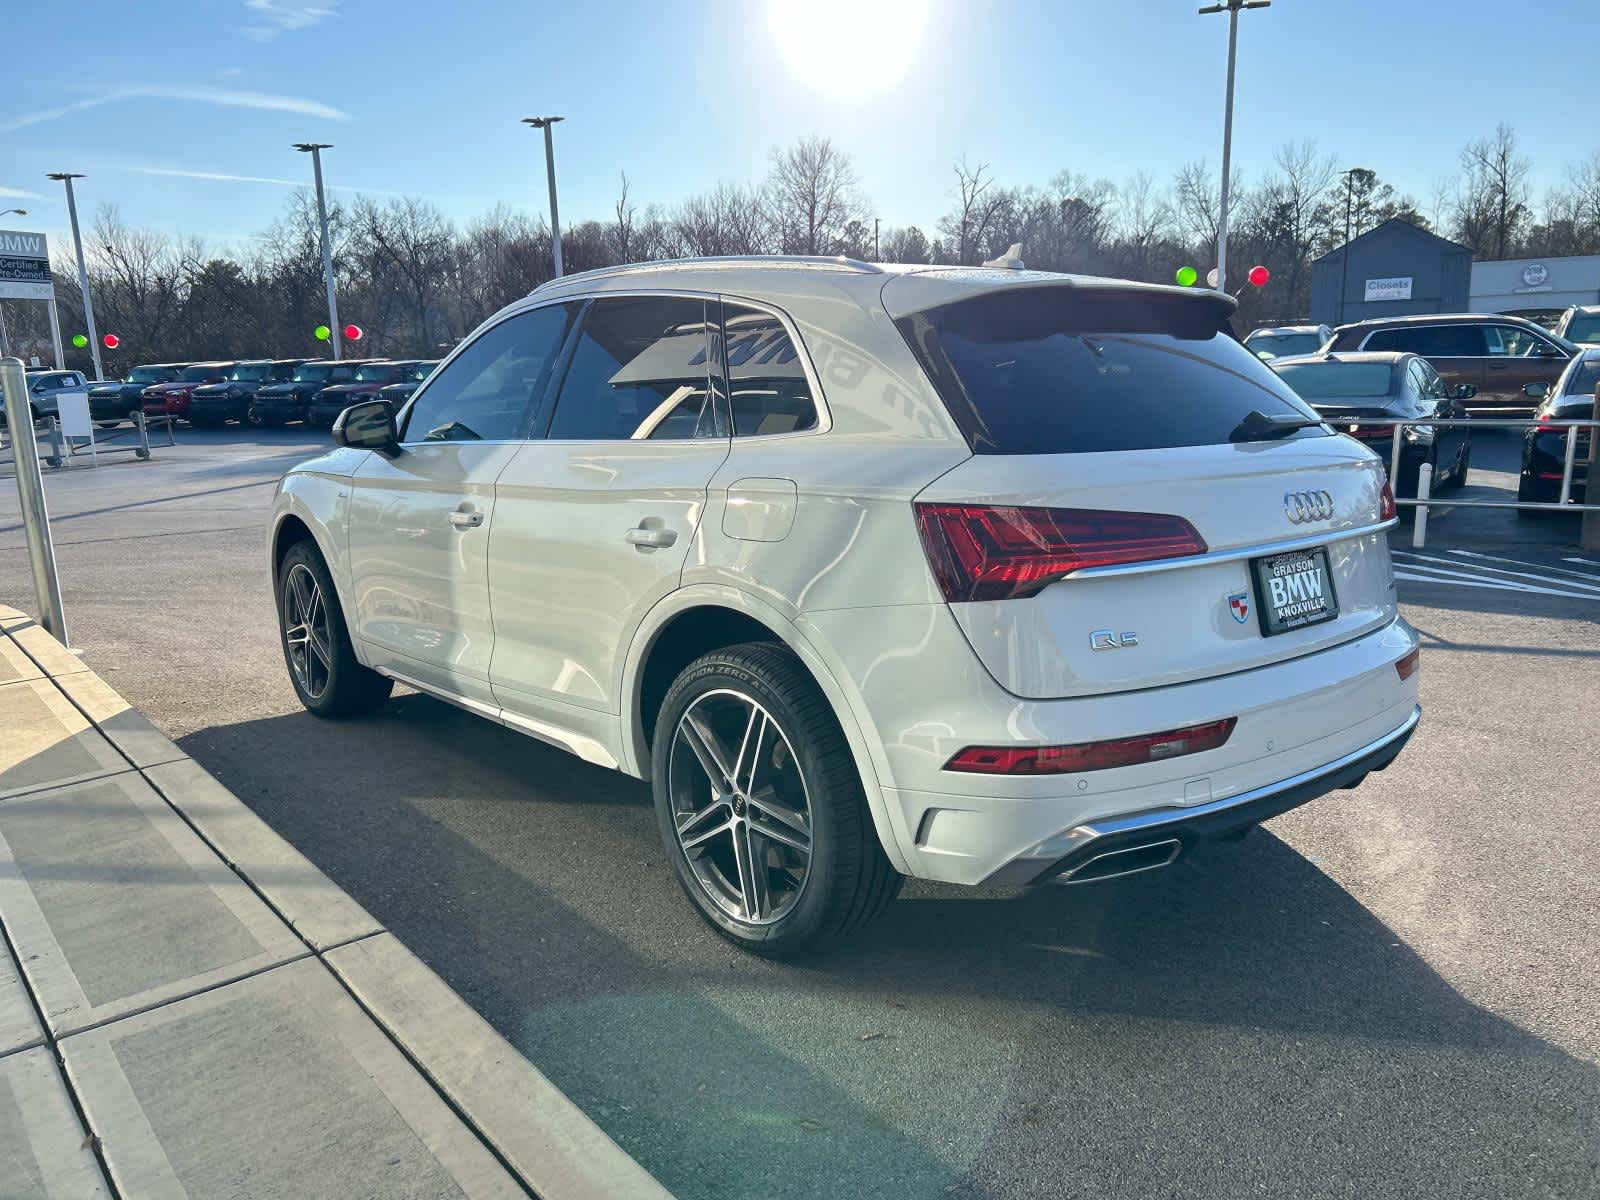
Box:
342, 323, 363, 342
1247, 265, 1270, 287
103, 333, 120, 349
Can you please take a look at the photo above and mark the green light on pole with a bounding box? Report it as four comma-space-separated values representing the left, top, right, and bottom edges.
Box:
1175, 266, 1198, 287
314, 324, 331, 341
72, 333, 88, 348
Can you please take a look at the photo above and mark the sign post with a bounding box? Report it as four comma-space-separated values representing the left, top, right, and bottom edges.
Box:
1, 357, 68, 644
0, 229, 63, 368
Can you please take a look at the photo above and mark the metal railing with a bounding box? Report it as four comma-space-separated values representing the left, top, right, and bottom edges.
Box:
1355, 416, 1600, 511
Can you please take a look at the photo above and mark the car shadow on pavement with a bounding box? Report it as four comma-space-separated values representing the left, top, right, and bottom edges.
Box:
177, 696, 1600, 1200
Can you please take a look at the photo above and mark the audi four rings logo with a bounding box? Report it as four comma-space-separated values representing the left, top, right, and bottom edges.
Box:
1284, 490, 1336, 523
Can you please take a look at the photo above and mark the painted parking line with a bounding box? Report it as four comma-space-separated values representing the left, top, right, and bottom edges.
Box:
1445, 549, 1600, 585
1391, 552, 1600, 600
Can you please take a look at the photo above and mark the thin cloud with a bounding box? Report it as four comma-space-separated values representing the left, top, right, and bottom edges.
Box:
129, 166, 415, 199
0, 186, 44, 200
0, 86, 347, 134
242, 0, 338, 41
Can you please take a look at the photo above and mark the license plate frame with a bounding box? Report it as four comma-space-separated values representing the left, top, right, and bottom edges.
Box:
1250, 547, 1339, 637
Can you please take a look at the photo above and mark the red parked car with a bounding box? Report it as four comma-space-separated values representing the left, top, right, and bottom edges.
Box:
142, 362, 235, 421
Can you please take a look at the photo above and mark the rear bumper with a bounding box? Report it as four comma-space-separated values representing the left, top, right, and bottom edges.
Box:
801, 605, 1421, 885
991, 705, 1418, 886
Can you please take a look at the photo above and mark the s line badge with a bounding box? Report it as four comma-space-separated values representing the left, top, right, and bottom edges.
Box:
1227, 592, 1250, 624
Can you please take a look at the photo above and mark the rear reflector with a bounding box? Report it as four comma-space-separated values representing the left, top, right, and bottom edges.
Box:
1395, 648, 1420, 681
1378, 482, 1397, 522
945, 717, 1238, 775
913, 504, 1207, 602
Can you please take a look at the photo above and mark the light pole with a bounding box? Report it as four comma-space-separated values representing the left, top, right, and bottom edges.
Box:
294, 143, 342, 360
1199, 0, 1269, 292
522, 116, 565, 278
1337, 167, 1365, 325
874, 217, 881, 262
0, 208, 24, 217
46, 173, 105, 381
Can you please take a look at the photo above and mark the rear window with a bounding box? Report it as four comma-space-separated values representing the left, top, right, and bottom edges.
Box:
1246, 332, 1323, 359
1563, 314, 1600, 344
1560, 360, 1600, 397
1273, 361, 1394, 399
896, 287, 1320, 454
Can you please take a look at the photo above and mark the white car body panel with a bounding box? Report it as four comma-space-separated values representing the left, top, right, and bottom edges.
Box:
270, 258, 1421, 890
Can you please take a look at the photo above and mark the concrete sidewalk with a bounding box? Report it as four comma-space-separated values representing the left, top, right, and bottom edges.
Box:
0, 603, 672, 1199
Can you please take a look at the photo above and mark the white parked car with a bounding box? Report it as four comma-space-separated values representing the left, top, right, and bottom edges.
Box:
269, 258, 1421, 955
1244, 323, 1334, 361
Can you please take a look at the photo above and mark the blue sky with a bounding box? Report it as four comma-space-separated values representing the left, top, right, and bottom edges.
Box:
5, 0, 1599, 257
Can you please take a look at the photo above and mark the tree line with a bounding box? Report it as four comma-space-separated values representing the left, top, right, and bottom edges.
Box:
8, 124, 1599, 372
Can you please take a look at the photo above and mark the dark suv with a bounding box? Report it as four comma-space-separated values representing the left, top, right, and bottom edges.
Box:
187, 359, 306, 427
304, 361, 423, 427
89, 363, 186, 424
250, 360, 378, 427
375, 360, 438, 414
1325, 313, 1575, 412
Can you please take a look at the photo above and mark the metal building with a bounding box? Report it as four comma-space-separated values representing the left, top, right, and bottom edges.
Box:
1311, 218, 1473, 327
1469, 254, 1600, 321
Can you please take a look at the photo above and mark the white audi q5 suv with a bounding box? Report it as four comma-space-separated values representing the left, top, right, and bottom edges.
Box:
269, 257, 1421, 954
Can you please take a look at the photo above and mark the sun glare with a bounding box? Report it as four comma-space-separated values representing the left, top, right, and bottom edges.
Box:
767, 0, 930, 101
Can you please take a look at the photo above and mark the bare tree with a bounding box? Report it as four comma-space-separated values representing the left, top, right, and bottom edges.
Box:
764, 136, 862, 255
612, 172, 636, 262
938, 159, 1005, 265
1452, 124, 1530, 258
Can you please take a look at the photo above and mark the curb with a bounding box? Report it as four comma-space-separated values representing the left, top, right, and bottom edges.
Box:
0, 602, 673, 1200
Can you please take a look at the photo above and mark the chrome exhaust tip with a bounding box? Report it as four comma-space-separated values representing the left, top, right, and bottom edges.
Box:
1054, 838, 1182, 885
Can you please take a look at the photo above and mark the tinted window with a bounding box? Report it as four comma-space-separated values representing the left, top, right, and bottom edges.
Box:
1365, 325, 1487, 356
1486, 324, 1551, 357
1416, 359, 1447, 399
128, 366, 172, 384
352, 364, 397, 382
404, 303, 575, 442
230, 364, 270, 382
1564, 313, 1600, 343
1273, 361, 1394, 399
546, 296, 713, 440
1560, 360, 1600, 397
722, 304, 819, 436
180, 365, 222, 382
1245, 331, 1324, 359
898, 287, 1321, 454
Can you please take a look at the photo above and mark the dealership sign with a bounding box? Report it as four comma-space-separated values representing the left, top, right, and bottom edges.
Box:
0, 229, 53, 301
1364, 275, 1413, 302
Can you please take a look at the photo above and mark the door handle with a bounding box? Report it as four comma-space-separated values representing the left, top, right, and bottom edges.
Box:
625, 526, 677, 548
448, 508, 484, 529
1487, 361, 1510, 369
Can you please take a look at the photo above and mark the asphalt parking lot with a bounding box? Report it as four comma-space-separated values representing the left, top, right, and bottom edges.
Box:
3, 423, 1597, 1199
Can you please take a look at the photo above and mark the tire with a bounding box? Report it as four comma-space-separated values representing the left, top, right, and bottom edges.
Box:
275, 541, 393, 718
652, 642, 900, 956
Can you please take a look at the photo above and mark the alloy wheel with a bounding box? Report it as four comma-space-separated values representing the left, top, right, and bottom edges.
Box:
668, 688, 813, 925
282, 562, 333, 700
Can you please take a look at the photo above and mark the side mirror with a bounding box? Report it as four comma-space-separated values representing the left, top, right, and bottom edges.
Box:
1523, 381, 1549, 400
332, 399, 399, 454
1453, 383, 1478, 399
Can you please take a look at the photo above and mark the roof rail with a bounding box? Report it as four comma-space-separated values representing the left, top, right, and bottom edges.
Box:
530, 254, 883, 292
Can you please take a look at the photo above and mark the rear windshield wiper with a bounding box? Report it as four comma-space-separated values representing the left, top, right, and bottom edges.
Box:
1228, 409, 1321, 443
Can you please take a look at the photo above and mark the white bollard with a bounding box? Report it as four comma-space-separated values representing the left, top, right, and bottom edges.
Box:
1411, 462, 1433, 549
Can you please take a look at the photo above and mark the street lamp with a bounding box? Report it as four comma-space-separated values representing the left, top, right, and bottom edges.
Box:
1, 208, 25, 217
293, 143, 342, 360
1199, 0, 1270, 292
46, 173, 105, 381
522, 116, 565, 278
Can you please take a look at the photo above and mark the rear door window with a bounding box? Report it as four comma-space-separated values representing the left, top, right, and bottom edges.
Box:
896, 287, 1320, 454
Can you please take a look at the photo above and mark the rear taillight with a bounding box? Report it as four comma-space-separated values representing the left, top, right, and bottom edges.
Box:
1378, 482, 1397, 522
913, 504, 1206, 602
946, 717, 1238, 775
1395, 648, 1420, 681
